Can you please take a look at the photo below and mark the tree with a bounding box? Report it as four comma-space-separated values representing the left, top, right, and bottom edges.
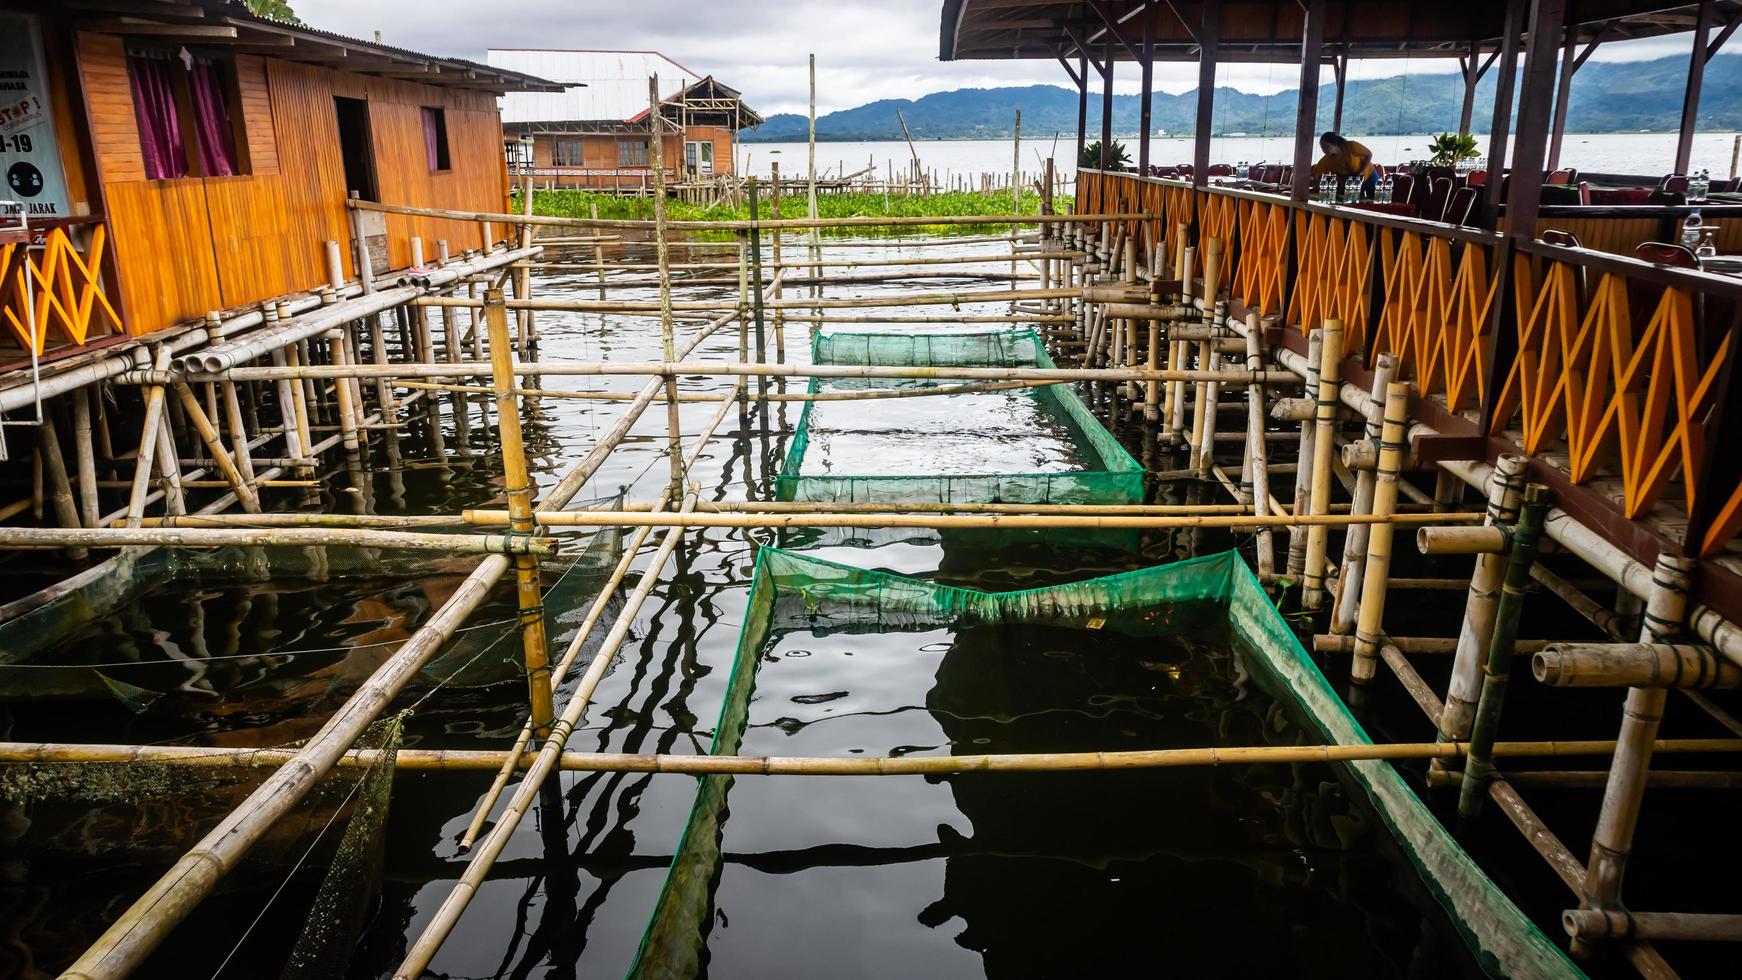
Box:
245, 0, 302, 25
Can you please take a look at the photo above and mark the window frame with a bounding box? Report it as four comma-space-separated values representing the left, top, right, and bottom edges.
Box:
617, 138, 649, 168
125, 47, 252, 181
551, 137, 585, 168
421, 105, 451, 173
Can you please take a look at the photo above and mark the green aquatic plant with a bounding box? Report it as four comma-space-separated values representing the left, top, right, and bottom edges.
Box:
515, 188, 1073, 237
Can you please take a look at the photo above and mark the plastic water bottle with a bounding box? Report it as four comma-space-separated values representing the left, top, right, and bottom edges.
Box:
1318, 174, 1331, 198
1682, 209, 1704, 250
1380, 174, 1394, 203
1693, 170, 1711, 202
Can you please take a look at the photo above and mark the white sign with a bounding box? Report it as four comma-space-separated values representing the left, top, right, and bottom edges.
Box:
0, 13, 70, 220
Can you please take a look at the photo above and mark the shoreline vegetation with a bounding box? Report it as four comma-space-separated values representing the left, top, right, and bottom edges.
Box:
521, 188, 1074, 235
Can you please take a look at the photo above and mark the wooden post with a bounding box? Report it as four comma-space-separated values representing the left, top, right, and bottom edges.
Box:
1437, 453, 1529, 764
1301, 321, 1343, 609
483, 287, 555, 750
588, 203, 606, 299
1291, 0, 1327, 201
1485, 0, 1526, 212
1138, 15, 1153, 174
1678, 0, 1716, 175
1100, 43, 1114, 169
1331, 352, 1399, 634
1193, 4, 1218, 184
1075, 51, 1088, 166
1574, 552, 1698, 956
1458, 484, 1551, 817
70, 391, 100, 528
517, 169, 538, 350
1547, 26, 1577, 170
1503, 0, 1568, 237
1349, 382, 1409, 685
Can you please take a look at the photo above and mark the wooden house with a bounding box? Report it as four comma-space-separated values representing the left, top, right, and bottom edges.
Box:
0, 0, 559, 363
487, 49, 762, 191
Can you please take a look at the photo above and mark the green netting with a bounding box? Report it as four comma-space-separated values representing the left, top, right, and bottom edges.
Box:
628, 548, 1585, 980
775, 329, 1143, 505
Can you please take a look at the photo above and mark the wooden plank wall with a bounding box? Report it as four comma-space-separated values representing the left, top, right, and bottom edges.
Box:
76, 31, 511, 337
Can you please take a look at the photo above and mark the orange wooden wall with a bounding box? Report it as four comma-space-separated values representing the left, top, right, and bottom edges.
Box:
75, 31, 512, 337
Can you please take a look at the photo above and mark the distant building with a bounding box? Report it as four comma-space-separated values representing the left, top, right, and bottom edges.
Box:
487, 50, 763, 191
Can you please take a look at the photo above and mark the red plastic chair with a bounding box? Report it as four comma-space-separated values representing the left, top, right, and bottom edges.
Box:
1261, 165, 1284, 184
1465, 169, 1489, 188
1546, 169, 1576, 186
1207, 164, 1234, 177
1634, 241, 1699, 269
1661, 174, 1691, 195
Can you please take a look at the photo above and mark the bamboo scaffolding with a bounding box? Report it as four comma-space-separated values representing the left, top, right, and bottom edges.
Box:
0, 525, 554, 553
346, 197, 1148, 231
1349, 382, 1409, 685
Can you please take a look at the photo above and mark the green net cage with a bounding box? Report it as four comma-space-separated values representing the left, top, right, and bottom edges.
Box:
775, 329, 1144, 506
628, 548, 1585, 980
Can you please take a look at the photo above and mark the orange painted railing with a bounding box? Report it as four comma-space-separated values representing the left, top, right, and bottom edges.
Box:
1075, 169, 1742, 567
1, 222, 125, 354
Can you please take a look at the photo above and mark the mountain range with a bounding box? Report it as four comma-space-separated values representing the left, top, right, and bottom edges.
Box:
740, 53, 1742, 142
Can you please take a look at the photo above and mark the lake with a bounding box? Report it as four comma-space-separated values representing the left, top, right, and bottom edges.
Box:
738, 132, 1742, 185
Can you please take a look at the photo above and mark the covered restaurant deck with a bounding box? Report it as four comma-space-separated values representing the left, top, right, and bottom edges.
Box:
944, 1, 1742, 977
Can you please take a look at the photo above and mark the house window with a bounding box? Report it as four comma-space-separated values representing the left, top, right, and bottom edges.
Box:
126, 49, 248, 179
552, 138, 585, 167
617, 139, 649, 167
421, 106, 450, 171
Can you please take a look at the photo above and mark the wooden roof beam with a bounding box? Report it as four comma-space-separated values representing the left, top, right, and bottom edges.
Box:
1086, 0, 1145, 61
77, 20, 240, 39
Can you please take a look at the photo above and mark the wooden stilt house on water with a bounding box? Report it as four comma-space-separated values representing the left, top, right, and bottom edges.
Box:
486, 49, 762, 192
0, 0, 559, 363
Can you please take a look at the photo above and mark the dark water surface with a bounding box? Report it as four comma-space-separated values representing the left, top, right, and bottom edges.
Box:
0, 234, 1682, 979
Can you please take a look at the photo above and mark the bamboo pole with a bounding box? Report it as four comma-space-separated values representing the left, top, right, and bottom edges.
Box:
218, 381, 257, 492
1330, 352, 1398, 634
461, 509, 1481, 531
1437, 454, 1529, 766
0, 525, 552, 553
1301, 321, 1344, 609
1458, 484, 1551, 817
1287, 329, 1323, 577
346, 198, 1147, 230
649, 77, 685, 498
1349, 382, 1409, 685
1564, 909, 1742, 943
1247, 318, 1275, 581
169, 383, 261, 514
124, 348, 174, 529
36, 410, 87, 560
327, 328, 361, 455
394, 378, 1067, 403
1575, 552, 1699, 957
1533, 643, 1740, 689
413, 285, 1078, 313
483, 288, 557, 751
8, 737, 1741, 776
204, 359, 1301, 386
70, 391, 101, 528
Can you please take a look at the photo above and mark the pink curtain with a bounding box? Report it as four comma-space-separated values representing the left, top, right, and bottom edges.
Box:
189, 61, 238, 177
127, 55, 186, 180
422, 107, 442, 170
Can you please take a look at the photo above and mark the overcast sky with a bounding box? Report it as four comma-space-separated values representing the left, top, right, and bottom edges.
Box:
295, 0, 1711, 116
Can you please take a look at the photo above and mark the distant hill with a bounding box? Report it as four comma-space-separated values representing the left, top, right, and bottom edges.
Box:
741, 54, 1742, 142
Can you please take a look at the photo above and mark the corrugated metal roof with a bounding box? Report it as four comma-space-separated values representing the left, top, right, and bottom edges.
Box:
488, 50, 702, 123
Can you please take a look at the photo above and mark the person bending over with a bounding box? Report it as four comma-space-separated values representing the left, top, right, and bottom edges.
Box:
1312, 132, 1377, 199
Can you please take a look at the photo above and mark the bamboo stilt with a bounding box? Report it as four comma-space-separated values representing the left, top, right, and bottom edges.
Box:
1287, 329, 1323, 577
1437, 454, 1529, 767
125, 348, 174, 529
1458, 484, 1551, 817
1349, 382, 1409, 685
1331, 352, 1398, 634
1575, 552, 1698, 957
1301, 321, 1344, 609
170, 383, 260, 514
70, 392, 100, 528
37, 410, 87, 560
483, 287, 556, 748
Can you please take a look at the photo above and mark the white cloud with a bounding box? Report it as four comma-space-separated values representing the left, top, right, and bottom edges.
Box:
291, 1, 1722, 114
